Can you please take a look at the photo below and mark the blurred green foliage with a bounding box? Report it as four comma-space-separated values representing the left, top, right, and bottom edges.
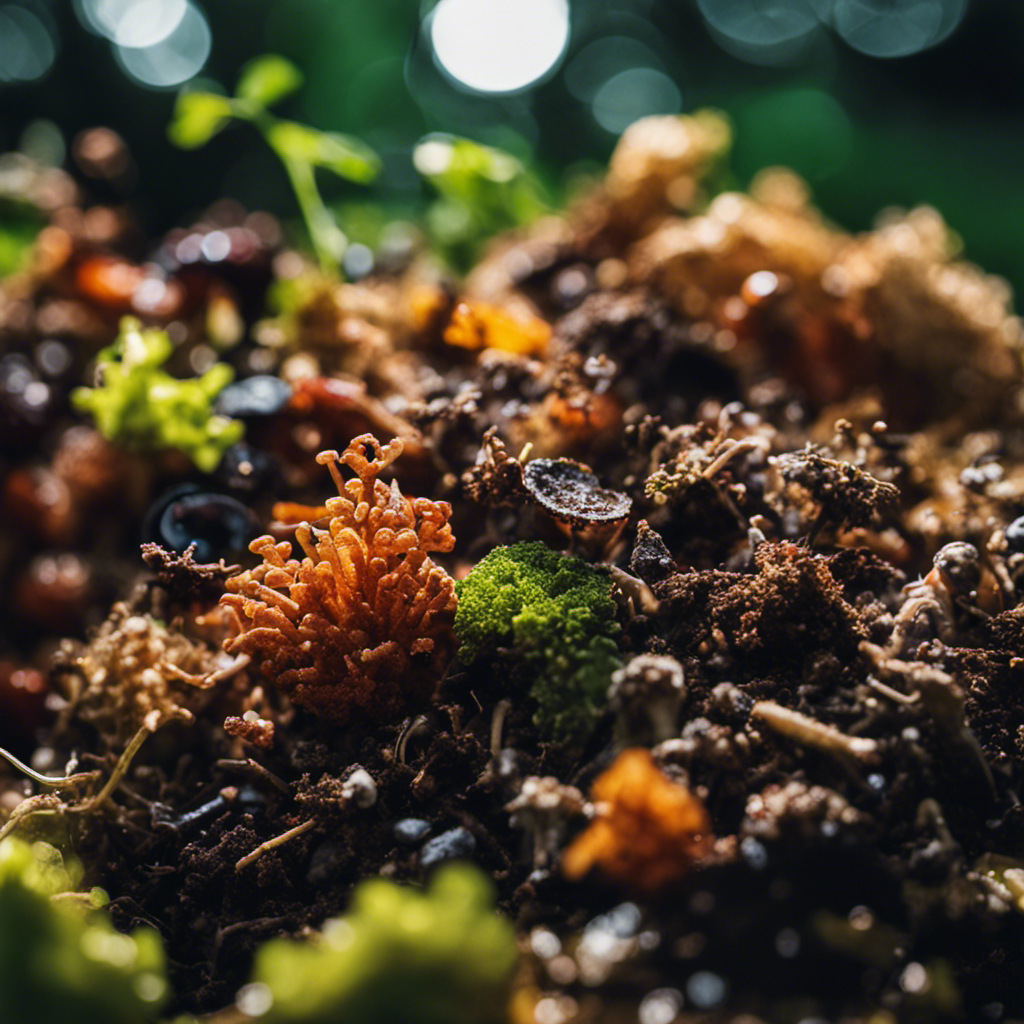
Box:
170, 54, 380, 274
455, 541, 621, 740
0, 838, 168, 1024
249, 864, 517, 1024
1, 0, 1023, 296
415, 134, 550, 270
72, 317, 243, 472
0, 201, 42, 278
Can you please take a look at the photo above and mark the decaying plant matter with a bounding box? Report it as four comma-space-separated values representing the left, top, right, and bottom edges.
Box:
59, 602, 223, 747
219, 434, 458, 724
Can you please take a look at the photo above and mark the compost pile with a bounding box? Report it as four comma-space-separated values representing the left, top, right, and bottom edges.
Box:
2, 114, 1024, 1024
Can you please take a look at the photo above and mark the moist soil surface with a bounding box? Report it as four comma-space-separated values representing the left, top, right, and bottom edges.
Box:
4, 116, 1024, 1023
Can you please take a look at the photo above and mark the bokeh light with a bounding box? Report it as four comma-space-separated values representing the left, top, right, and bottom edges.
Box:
77, 0, 187, 48
114, 2, 210, 88
19, 119, 64, 166
707, 20, 826, 65
430, 0, 570, 94
0, 5, 56, 83
831, 0, 966, 57
696, 0, 822, 47
565, 36, 667, 101
591, 67, 682, 134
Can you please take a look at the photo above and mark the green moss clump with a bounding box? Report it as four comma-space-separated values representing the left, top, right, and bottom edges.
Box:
72, 317, 244, 472
455, 540, 621, 740
0, 838, 168, 1024
249, 864, 517, 1024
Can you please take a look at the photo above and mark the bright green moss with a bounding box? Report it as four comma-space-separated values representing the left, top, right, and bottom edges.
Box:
72, 317, 243, 472
249, 864, 517, 1024
455, 541, 621, 740
0, 838, 168, 1024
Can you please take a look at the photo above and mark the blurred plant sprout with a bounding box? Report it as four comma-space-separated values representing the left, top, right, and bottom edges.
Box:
413, 134, 550, 270
168, 55, 381, 275
0, 838, 168, 1024
248, 863, 517, 1023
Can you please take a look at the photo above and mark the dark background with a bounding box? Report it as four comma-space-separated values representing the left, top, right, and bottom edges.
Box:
2, 0, 1023, 291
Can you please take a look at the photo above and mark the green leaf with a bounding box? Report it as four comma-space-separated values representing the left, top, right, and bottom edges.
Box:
267, 121, 381, 184
168, 91, 233, 149
236, 55, 303, 108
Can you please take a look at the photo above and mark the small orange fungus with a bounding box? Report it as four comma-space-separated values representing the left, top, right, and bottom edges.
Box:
562, 748, 712, 893
443, 300, 551, 356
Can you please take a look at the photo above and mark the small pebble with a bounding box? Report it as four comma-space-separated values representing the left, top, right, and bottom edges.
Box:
215, 375, 292, 418
393, 818, 431, 845
341, 767, 377, 808
420, 826, 475, 868
306, 841, 345, 885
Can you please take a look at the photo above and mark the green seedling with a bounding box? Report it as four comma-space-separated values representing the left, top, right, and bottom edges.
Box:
248, 864, 517, 1024
0, 838, 168, 1024
169, 55, 381, 276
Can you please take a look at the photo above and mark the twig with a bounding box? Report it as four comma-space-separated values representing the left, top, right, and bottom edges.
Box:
751, 701, 880, 763
0, 744, 98, 790
396, 715, 430, 765
490, 699, 512, 762
702, 437, 767, 480
236, 818, 316, 871
215, 758, 291, 795
0, 794, 64, 842
84, 725, 151, 810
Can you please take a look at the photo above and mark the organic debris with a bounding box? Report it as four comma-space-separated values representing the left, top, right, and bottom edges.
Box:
5, 110, 1024, 1024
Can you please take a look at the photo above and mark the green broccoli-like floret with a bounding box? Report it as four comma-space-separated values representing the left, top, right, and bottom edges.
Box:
72, 317, 243, 472
248, 864, 517, 1024
455, 540, 621, 740
0, 838, 168, 1024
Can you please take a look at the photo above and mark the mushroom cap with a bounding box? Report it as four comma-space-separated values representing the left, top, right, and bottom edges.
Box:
506, 775, 587, 816
523, 458, 631, 527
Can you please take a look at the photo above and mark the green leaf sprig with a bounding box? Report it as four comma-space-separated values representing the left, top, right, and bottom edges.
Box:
169, 55, 381, 276
72, 317, 243, 472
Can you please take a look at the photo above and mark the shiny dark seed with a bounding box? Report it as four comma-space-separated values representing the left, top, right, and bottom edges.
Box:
145, 485, 259, 561
1006, 516, 1024, 552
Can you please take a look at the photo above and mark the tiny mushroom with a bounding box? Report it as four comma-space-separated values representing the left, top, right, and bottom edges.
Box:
523, 457, 631, 552
506, 775, 589, 871
608, 654, 686, 747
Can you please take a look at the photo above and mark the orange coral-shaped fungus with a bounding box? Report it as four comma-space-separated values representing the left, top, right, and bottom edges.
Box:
563, 748, 713, 894
220, 434, 457, 724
